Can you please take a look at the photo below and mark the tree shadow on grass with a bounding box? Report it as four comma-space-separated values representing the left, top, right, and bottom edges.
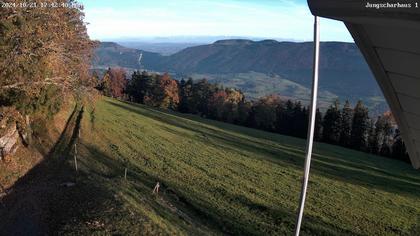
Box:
107, 100, 420, 198
0, 106, 120, 235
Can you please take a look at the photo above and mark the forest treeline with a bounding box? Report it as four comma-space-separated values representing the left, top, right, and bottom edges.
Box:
96, 69, 410, 163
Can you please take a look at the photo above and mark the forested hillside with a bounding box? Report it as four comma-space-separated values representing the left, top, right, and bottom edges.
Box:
93, 40, 388, 114
95, 40, 381, 98
153, 40, 384, 103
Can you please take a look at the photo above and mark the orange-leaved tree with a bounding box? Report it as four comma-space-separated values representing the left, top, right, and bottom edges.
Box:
0, 0, 96, 93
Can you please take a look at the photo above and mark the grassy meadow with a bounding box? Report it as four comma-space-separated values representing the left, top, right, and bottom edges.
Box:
54, 97, 420, 235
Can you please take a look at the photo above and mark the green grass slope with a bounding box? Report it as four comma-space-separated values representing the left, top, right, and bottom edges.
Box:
48, 98, 420, 235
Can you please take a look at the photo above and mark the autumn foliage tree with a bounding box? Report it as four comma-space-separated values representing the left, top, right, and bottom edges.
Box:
125, 72, 179, 109
0, 0, 96, 91
154, 73, 179, 109
97, 68, 128, 98
207, 88, 244, 123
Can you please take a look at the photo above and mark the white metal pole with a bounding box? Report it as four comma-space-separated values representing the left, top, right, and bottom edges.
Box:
294, 15, 320, 236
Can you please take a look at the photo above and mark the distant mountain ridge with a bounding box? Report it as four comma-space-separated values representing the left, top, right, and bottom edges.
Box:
155, 39, 366, 71
93, 42, 162, 69
116, 42, 202, 55
150, 40, 380, 98
93, 40, 387, 113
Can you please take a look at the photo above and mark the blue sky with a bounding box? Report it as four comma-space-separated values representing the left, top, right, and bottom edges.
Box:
79, 0, 353, 42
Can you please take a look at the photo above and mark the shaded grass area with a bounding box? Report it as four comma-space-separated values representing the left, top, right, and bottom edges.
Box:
0, 104, 91, 234
1, 97, 419, 235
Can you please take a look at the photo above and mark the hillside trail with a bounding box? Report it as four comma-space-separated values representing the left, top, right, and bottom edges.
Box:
0, 104, 84, 235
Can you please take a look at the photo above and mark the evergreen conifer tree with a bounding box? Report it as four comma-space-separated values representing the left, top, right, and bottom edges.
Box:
339, 100, 353, 147
322, 100, 342, 144
350, 101, 370, 150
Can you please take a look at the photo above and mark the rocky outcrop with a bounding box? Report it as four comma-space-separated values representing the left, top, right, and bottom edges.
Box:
0, 108, 29, 160
0, 123, 19, 160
